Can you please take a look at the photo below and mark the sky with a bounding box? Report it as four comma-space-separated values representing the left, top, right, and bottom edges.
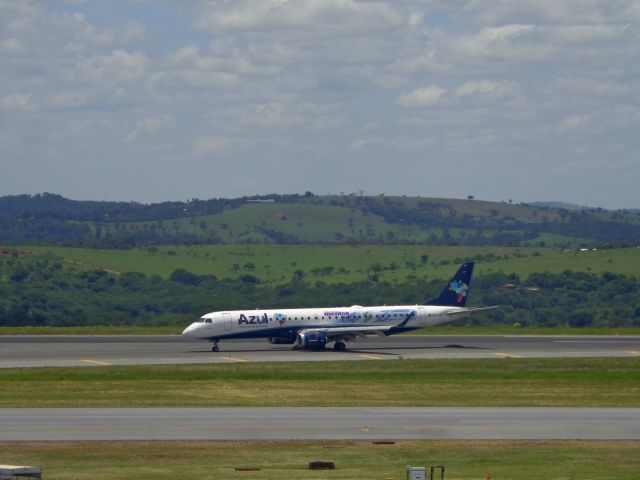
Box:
1, 1, 639, 209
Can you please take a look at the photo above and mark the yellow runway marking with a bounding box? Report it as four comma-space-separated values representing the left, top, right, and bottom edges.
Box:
221, 355, 249, 363
357, 353, 384, 360
492, 352, 522, 359
628, 351, 640, 356
81, 359, 112, 366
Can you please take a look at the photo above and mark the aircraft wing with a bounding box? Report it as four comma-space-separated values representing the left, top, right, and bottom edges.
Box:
307, 325, 394, 340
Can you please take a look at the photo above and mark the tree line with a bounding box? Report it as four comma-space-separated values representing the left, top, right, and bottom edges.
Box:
1, 253, 638, 329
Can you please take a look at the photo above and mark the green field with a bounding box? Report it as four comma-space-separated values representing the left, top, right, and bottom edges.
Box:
1, 440, 638, 480
20, 244, 640, 284
86, 199, 568, 245
1, 358, 638, 408
89, 202, 455, 244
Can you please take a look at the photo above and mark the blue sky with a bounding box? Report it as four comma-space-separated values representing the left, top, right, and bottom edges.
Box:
1, 1, 639, 208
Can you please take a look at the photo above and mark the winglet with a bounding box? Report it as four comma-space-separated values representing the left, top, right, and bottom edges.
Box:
427, 262, 474, 307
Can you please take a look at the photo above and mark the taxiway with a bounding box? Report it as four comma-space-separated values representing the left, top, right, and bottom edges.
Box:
2, 407, 639, 441
1, 334, 639, 368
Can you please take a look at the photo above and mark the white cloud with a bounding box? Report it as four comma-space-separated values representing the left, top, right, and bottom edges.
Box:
397, 85, 446, 108
47, 91, 88, 109
73, 49, 151, 84
0, 93, 36, 111
463, 0, 640, 25
125, 114, 175, 142
193, 136, 245, 156
1, 1, 639, 207
351, 135, 435, 152
558, 114, 590, 132
455, 80, 516, 97
195, 0, 404, 33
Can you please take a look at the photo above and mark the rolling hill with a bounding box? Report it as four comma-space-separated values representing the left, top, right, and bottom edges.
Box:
1, 192, 639, 247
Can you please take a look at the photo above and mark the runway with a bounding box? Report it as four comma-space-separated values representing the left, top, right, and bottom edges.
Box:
1, 335, 639, 368
2, 407, 638, 441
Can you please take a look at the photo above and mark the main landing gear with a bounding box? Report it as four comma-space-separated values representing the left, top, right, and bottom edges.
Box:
333, 341, 346, 352
211, 339, 220, 352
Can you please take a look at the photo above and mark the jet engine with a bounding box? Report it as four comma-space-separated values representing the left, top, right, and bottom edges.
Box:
294, 330, 328, 350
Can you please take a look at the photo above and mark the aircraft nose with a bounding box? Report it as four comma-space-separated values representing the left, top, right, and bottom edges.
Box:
182, 324, 196, 337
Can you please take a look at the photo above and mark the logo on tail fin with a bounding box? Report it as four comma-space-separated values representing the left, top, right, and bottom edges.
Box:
449, 280, 469, 304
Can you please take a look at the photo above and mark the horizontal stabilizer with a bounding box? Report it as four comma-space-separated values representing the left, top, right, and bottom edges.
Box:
445, 306, 500, 317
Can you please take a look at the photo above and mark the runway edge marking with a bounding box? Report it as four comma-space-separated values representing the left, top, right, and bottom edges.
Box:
81, 359, 112, 366
492, 352, 522, 359
357, 353, 385, 360
220, 355, 250, 363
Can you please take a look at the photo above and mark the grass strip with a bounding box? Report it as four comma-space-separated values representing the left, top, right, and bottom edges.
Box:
1, 358, 638, 407
0, 440, 638, 480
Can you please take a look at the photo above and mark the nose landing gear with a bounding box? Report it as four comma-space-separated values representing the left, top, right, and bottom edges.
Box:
211, 339, 220, 352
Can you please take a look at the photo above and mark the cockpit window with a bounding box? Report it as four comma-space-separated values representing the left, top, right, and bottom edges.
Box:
196, 318, 205, 323
205, 319, 212, 324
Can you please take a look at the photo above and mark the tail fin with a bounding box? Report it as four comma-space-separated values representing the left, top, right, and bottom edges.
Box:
427, 262, 474, 307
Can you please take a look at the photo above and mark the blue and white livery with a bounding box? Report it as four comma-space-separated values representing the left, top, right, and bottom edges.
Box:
182, 262, 497, 351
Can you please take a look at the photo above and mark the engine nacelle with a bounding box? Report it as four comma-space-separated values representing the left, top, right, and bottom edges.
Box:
295, 330, 328, 350
268, 337, 295, 344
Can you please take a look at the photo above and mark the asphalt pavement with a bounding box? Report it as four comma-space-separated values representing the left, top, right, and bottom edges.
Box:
2, 407, 639, 441
1, 334, 639, 367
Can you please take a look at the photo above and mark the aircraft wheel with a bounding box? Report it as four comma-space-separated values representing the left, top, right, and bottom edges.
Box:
212, 345, 219, 352
334, 342, 346, 352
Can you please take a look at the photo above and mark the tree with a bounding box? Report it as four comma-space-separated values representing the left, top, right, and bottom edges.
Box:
169, 268, 201, 286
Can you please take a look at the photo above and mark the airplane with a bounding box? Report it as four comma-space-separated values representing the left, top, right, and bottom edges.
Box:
181, 261, 497, 351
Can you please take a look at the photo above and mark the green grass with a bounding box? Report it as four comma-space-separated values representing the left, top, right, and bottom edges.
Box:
88, 199, 569, 245
19, 244, 640, 284
0, 440, 638, 480
89, 203, 461, 244
1, 358, 638, 408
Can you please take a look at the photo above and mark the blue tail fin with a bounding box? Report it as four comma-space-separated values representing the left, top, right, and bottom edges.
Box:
427, 262, 474, 307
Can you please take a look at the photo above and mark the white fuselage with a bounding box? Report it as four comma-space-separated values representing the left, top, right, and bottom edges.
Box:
181, 304, 465, 341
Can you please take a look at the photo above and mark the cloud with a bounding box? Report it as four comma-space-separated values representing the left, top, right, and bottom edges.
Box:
351, 135, 435, 152
74, 49, 151, 84
455, 80, 517, 98
1, 1, 639, 207
558, 114, 590, 132
0, 93, 36, 111
193, 136, 252, 157
397, 85, 446, 107
46, 91, 88, 109
463, 0, 640, 25
125, 114, 175, 142
195, 0, 404, 33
